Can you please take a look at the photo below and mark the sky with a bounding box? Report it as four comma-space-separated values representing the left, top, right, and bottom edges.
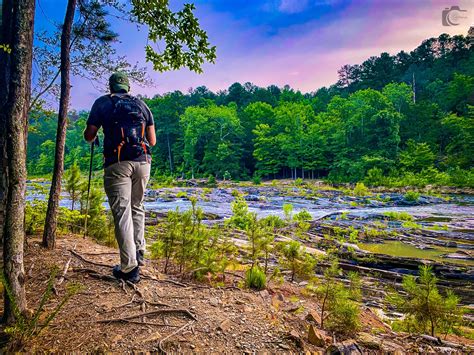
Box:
33, 0, 474, 109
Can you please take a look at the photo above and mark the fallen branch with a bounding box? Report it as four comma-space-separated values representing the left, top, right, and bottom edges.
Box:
97, 308, 197, 324
70, 249, 113, 268
120, 319, 181, 327
57, 244, 77, 286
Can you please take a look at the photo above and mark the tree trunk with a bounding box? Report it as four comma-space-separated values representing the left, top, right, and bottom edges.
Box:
0, 0, 35, 323
42, 0, 77, 249
166, 133, 173, 174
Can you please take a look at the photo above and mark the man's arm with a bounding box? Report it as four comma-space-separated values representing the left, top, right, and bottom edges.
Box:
146, 125, 156, 146
84, 125, 99, 143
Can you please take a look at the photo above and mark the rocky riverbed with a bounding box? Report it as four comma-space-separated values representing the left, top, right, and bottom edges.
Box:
142, 182, 474, 306
28, 180, 474, 307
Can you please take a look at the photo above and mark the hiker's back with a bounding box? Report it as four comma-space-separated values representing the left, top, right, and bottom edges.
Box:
87, 93, 154, 167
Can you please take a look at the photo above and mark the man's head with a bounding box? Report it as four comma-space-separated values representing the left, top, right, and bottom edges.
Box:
109, 72, 130, 93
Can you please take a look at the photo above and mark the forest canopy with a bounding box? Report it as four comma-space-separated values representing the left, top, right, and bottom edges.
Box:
28, 33, 474, 187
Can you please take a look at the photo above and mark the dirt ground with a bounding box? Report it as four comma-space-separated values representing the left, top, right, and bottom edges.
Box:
1, 234, 472, 353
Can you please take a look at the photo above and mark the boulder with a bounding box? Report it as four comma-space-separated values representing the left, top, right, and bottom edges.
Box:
356, 332, 381, 350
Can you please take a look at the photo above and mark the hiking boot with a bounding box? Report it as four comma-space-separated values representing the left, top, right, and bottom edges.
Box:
137, 250, 146, 266
112, 265, 140, 283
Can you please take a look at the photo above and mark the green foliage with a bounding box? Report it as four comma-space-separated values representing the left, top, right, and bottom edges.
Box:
130, 0, 216, 73
383, 211, 414, 221
282, 203, 293, 222
401, 220, 422, 229
27, 33, 474, 187
399, 140, 435, 173
404, 190, 420, 202
308, 259, 360, 335
245, 266, 266, 290
150, 200, 237, 280
25, 200, 47, 235
252, 175, 262, 185
1, 268, 81, 350
276, 240, 316, 282
353, 182, 369, 197
64, 162, 82, 211
227, 195, 252, 230
387, 265, 465, 337
207, 174, 217, 186
259, 215, 286, 229
294, 209, 312, 222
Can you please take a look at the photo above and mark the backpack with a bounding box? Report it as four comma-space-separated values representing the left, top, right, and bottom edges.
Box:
104, 94, 150, 163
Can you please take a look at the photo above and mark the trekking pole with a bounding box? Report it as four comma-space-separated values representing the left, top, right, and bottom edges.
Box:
84, 138, 96, 237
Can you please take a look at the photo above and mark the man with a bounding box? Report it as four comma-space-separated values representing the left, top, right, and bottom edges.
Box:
84, 72, 156, 283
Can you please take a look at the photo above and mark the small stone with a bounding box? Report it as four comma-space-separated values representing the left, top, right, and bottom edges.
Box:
259, 290, 270, 299
279, 343, 291, 350
243, 305, 252, 313
218, 319, 232, 332
209, 297, 219, 307
308, 325, 326, 347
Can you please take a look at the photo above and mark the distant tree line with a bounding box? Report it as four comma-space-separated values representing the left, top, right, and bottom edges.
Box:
28, 34, 473, 186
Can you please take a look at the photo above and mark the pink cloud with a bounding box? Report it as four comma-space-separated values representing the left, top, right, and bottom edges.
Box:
71, 0, 473, 109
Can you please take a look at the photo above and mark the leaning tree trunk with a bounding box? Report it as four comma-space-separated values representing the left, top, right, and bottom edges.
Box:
42, 0, 77, 249
0, 0, 36, 323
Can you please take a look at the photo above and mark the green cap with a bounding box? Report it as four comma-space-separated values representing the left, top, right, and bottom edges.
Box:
109, 72, 130, 93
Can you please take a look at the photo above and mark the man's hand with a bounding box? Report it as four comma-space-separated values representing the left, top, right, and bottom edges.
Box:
84, 124, 99, 143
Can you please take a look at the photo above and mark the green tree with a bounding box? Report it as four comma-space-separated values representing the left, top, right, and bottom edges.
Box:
277, 240, 316, 282
388, 265, 464, 337
64, 162, 82, 211
399, 139, 435, 172
442, 106, 474, 169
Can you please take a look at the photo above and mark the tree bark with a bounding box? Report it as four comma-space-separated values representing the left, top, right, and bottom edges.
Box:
42, 0, 77, 249
0, 0, 35, 323
166, 133, 173, 174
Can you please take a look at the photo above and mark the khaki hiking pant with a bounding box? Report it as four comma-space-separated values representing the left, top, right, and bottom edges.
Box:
104, 161, 151, 273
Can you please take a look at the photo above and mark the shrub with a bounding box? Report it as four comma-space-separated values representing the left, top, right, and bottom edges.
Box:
207, 174, 217, 186
387, 265, 465, 337
404, 190, 420, 202
401, 220, 422, 229
245, 266, 267, 290
364, 167, 385, 186
383, 211, 414, 221
309, 259, 360, 335
353, 182, 369, 197
227, 195, 252, 230
64, 162, 82, 210
294, 209, 312, 222
150, 200, 237, 279
25, 200, 47, 235
223, 170, 231, 181
252, 175, 262, 185
259, 215, 286, 229
283, 203, 293, 222
294, 178, 304, 186
277, 240, 316, 282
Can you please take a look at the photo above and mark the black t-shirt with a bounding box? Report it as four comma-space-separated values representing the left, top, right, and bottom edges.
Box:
87, 93, 154, 167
